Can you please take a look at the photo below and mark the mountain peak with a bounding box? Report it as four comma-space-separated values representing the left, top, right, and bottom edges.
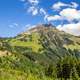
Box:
27, 23, 56, 33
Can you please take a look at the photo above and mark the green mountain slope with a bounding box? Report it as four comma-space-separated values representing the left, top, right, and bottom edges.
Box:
0, 24, 80, 80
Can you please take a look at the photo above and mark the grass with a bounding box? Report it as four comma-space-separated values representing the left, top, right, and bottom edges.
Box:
0, 68, 28, 80
63, 43, 80, 50
0, 68, 55, 80
9, 33, 43, 53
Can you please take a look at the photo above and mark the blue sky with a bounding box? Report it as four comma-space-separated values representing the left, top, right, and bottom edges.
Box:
0, 0, 80, 37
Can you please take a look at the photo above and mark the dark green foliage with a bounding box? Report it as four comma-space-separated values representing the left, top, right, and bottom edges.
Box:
45, 64, 54, 77
76, 63, 80, 76
57, 63, 72, 79
56, 56, 80, 79
13, 46, 32, 54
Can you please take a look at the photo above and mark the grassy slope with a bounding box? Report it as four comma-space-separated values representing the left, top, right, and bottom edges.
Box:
0, 26, 80, 79
9, 33, 43, 53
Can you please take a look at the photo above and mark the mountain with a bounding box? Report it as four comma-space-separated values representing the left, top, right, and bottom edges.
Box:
0, 24, 80, 80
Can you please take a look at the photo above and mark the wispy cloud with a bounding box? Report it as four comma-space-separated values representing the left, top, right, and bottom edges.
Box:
40, 8, 47, 15
45, 15, 62, 22
26, 0, 39, 16
9, 23, 19, 28
52, 2, 79, 11
52, 2, 68, 11
24, 24, 36, 30
27, 6, 38, 15
28, 0, 39, 5
70, 2, 79, 8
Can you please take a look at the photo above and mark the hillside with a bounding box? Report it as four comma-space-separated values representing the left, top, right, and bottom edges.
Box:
0, 24, 80, 80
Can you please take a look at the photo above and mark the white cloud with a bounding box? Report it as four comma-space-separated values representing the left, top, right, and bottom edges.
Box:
27, 6, 38, 15
40, 8, 47, 15
25, 24, 36, 30
9, 23, 19, 28
27, 0, 39, 16
39, 8, 48, 21
25, 24, 31, 27
27, 6, 47, 16
52, 2, 67, 10
57, 22, 80, 36
45, 15, 62, 22
52, 2, 79, 10
32, 9, 38, 15
60, 8, 80, 21
70, 2, 78, 8
28, 0, 39, 5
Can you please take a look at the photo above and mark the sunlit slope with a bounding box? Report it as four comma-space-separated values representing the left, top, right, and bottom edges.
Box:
8, 24, 80, 53
0, 24, 80, 80
9, 32, 43, 53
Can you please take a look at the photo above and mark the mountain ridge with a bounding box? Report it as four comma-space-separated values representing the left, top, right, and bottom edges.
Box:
21, 23, 80, 37
0, 23, 80, 79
